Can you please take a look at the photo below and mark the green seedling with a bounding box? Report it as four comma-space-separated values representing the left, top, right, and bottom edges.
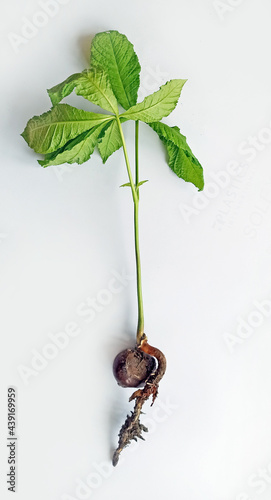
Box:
22, 30, 204, 465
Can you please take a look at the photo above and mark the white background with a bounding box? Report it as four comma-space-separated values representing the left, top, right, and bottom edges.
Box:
1, 1, 271, 499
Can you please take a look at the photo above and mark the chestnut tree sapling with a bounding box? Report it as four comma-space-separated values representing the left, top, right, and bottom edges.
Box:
21, 30, 204, 465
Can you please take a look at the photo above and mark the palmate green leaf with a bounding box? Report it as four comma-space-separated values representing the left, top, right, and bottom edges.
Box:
149, 122, 204, 191
120, 80, 187, 123
97, 119, 122, 163
47, 73, 81, 106
91, 30, 141, 110
38, 122, 110, 167
75, 69, 118, 114
21, 103, 113, 154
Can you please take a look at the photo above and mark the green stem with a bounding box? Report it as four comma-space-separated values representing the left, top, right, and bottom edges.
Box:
135, 121, 139, 186
116, 116, 144, 345
116, 116, 137, 204
134, 193, 144, 343
134, 121, 144, 342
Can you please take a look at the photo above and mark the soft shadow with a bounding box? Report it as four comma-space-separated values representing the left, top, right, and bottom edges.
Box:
77, 33, 95, 64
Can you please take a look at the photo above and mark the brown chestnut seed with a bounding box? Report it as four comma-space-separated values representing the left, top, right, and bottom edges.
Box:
113, 348, 156, 388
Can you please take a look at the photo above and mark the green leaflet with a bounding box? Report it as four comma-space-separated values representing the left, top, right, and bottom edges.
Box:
149, 122, 204, 191
120, 180, 148, 188
149, 122, 193, 151
75, 69, 118, 114
166, 142, 204, 191
21, 103, 113, 154
48, 69, 118, 114
91, 30, 141, 110
137, 180, 149, 187
98, 119, 122, 163
120, 80, 187, 123
38, 122, 110, 167
47, 73, 81, 106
